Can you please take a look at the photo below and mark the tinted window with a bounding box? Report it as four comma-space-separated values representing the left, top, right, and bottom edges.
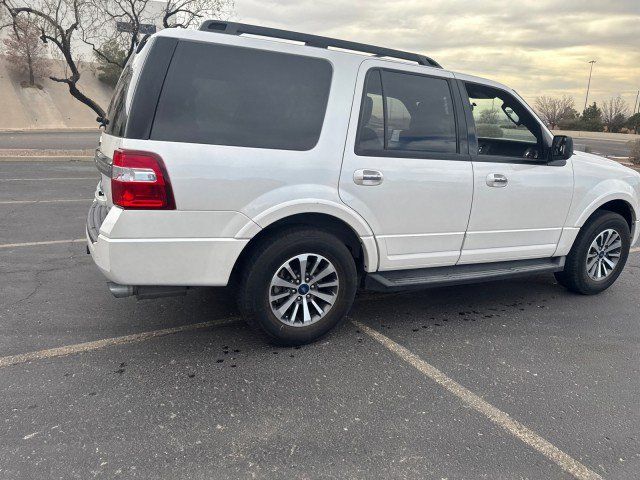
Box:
356, 70, 384, 151
151, 41, 333, 150
356, 69, 457, 155
105, 64, 133, 137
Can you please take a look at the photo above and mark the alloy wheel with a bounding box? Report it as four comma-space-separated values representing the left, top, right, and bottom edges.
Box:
268, 253, 340, 326
586, 228, 622, 281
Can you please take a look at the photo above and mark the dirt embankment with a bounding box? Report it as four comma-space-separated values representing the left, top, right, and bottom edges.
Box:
1, 56, 114, 130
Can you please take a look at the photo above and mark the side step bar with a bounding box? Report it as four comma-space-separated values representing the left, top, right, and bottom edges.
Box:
365, 257, 565, 292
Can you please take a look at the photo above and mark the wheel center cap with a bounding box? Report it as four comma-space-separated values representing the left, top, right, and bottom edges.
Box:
298, 283, 310, 295
598, 251, 605, 258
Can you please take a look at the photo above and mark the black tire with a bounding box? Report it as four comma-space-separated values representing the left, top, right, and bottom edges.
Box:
237, 227, 358, 346
555, 211, 630, 295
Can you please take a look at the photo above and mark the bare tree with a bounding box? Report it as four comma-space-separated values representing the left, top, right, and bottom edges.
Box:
601, 95, 629, 133
0, 3, 9, 28
81, 0, 155, 71
1, 0, 107, 119
83, 0, 233, 75
478, 108, 499, 124
0, 0, 233, 121
162, 0, 233, 28
2, 16, 50, 86
534, 95, 575, 129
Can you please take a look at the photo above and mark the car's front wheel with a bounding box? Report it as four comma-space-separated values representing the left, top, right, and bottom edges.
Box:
237, 227, 358, 345
555, 210, 630, 295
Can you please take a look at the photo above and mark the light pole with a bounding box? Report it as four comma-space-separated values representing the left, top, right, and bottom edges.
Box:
583, 60, 596, 112
635, 89, 640, 115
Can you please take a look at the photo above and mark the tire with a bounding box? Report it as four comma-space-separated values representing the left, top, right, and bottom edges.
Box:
555, 211, 630, 295
237, 227, 358, 345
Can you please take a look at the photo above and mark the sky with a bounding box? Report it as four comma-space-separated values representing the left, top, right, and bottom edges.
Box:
235, 0, 640, 113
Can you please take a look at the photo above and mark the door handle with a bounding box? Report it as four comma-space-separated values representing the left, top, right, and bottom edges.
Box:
354, 169, 384, 186
486, 173, 508, 187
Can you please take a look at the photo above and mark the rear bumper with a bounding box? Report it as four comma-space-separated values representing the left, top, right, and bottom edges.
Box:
86, 203, 249, 286
87, 229, 248, 286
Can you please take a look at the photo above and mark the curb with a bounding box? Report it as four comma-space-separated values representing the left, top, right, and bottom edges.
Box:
0, 156, 93, 162
0, 128, 100, 134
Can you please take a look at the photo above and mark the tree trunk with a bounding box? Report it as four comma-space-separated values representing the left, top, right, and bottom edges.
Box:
26, 51, 34, 86
66, 80, 106, 119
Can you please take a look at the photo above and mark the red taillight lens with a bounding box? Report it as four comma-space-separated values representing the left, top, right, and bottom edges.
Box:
111, 149, 175, 209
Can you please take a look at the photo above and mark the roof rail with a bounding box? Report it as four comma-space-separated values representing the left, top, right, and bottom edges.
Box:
199, 20, 442, 68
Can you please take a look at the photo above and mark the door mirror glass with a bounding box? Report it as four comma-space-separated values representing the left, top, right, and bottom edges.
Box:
550, 135, 573, 162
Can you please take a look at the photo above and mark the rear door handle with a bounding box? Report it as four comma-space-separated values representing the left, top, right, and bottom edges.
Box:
354, 169, 383, 186
486, 173, 508, 187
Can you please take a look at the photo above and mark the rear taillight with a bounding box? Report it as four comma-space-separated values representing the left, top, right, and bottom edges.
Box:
111, 149, 175, 209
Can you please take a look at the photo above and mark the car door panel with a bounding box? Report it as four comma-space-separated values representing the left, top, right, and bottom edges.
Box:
339, 61, 474, 271
460, 160, 573, 263
340, 156, 473, 269
456, 77, 574, 264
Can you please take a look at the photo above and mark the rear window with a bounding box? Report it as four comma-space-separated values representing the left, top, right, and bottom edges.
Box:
150, 41, 333, 150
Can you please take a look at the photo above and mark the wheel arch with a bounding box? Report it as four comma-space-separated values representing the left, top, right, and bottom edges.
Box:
576, 195, 636, 231
231, 209, 379, 284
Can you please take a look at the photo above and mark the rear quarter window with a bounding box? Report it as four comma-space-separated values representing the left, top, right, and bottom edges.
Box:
105, 64, 133, 137
150, 41, 333, 150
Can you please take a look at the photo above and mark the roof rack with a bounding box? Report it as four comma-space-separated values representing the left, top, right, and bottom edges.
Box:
199, 20, 442, 68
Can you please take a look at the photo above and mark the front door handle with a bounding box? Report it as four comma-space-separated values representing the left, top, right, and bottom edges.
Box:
354, 169, 384, 186
486, 173, 508, 187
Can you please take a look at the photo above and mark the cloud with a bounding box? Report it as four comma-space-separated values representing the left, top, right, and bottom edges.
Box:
235, 0, 640, 109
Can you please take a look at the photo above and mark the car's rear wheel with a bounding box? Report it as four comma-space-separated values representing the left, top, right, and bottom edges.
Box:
555, 211, 630, 295
237, 227, 357, 345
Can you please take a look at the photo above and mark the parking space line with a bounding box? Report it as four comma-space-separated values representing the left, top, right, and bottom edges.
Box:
0, 199, 89, 205
631, 246, 640, 253
0, 317, 240, 369
352, 320, 602, 480
0, 177, 97, 181
0, 238, 86, 249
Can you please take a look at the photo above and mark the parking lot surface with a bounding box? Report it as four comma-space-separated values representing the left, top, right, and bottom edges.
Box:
1, 160, 639, 479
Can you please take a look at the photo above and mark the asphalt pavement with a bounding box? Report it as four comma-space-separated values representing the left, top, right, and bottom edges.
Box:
1, 160, 640, 479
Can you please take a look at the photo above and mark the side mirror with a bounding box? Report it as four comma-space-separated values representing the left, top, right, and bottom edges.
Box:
549, 135, 573, 165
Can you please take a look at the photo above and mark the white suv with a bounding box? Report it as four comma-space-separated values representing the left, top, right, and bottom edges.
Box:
88, 21, 640, 345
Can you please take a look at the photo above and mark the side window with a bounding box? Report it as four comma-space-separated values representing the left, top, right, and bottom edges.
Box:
382, 71, 457, 153
465, 83, 543, 159
356, 70, 384, 152
151, 41, 333, 151
356, 69, 457, 155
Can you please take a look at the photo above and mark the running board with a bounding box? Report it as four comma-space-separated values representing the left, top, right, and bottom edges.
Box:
364, 257, 565, 292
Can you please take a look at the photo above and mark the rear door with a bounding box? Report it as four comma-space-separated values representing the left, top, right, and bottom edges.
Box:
339, 61, 474, 271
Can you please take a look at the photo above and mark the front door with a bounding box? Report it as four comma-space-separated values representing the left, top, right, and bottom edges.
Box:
339, 61, 474, 271
457, 78, 574, 264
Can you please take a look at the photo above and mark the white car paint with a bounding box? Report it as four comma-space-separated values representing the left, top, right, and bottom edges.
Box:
88, 27, 640, 288
459, 159, 574, 264
338, 59, 474, 271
